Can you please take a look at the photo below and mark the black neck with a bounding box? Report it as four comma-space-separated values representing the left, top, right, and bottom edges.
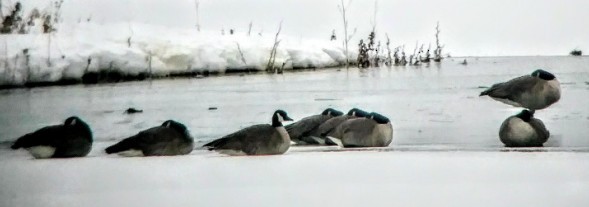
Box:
516, 110, 533, 122
272, 114, 283, 127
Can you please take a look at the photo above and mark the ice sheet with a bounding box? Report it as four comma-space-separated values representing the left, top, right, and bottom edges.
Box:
1, 56, 588, 207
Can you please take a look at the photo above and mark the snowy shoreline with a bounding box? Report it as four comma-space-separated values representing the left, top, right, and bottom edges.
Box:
0, 23, 356, 88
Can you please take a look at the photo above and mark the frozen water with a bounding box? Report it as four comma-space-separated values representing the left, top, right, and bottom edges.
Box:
1, 56, 587, 147
1, 56, 588, 206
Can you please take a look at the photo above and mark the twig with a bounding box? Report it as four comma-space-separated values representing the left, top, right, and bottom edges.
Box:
247, 21, 252, 36
47, 33, 51, 67
266, 21, 282, 73
194, 0, 200, 31
4, 37, 12, 82
338, 0, 352, 68
236, 42, 247, 65
434, 21, 443, 62
371, 0, 378, 32
127, 23, 133, 47
0, 0, 4, 18
147, 50, 153, 79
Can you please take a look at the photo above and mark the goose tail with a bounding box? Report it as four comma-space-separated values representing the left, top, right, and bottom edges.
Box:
105, 138, 134, 154
203, 138, 229, 150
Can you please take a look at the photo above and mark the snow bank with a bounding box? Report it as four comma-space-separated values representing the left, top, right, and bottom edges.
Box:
1, 145, 588, 207
0, 23, 353, 87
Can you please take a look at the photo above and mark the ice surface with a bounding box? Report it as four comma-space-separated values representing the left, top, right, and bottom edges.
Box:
1, 56, 587, 147
1, 147, 588, 207
1, 56, 588, 206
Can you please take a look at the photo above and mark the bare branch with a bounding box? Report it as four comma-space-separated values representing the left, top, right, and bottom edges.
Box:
371, 0, 378, 32
434, 21, 443, 62
194, 0, 200, 31
236, 42, 247, 65
0, 0, 4, 18
338, 0, 352, 68
247, 21, 252, 36
127, 23, 134, 47
47, 33, 51, 67
266, 21, 282, 72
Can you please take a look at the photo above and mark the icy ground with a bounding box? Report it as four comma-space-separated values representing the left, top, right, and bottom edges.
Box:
1, 56, 589, 206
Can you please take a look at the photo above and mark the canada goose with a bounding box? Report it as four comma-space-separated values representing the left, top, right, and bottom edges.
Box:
328, 112, 393, 148
320, 108, 369, 145
203, 110, 293, 156
480, 69, 561, 113
105, 120, 194, 156
11, 116, 93, 159
320, 108, 370, 137
285, 108, 343, 145
499, 110, 550, 147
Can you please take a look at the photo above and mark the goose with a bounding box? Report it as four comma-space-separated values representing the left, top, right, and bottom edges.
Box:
203, 110, 293, 156
319, 108, 369, 145
321, 108, 370, 137
499, 109, 550, 147
105, 120, 194, 156
328, 112, 393, 148
11, 116, 93, 159
480, 69, 561, 113
285, 108, 343, 145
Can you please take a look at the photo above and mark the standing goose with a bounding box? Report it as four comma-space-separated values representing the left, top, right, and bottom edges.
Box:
499, 110, 550, 147
480, 69, 561, 113
285, 108, 343, 145
328, 112, 393, 148
11, 116, 93, 159
203, 110, 293, 155
105, 120, 194, 156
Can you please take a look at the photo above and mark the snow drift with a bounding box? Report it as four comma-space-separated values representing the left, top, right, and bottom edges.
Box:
0, 22, 353, 87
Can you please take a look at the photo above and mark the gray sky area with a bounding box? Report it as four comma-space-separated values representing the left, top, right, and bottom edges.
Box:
20, 0, 589, 56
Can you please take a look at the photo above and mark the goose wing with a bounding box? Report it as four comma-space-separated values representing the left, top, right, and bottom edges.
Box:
316, 116, 349, 137
11, 125, 63, 149
106, 126, 180, 154
205, 124, 274, 154
285, 114, 329, 139
342, 118, 375, 138
529, 118, 550, 143
480, 75, 537, 100
134, 127, 187, 151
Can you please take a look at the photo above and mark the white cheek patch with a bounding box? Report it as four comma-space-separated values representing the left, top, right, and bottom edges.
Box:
277, 113, 284, 122
165, 121, 171, 127
27, 146, 56, 159
69, 119, 77, 125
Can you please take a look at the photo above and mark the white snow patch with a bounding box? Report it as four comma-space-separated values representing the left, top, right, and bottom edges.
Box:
0, 23, 354, 86
1, 146, 588, 207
